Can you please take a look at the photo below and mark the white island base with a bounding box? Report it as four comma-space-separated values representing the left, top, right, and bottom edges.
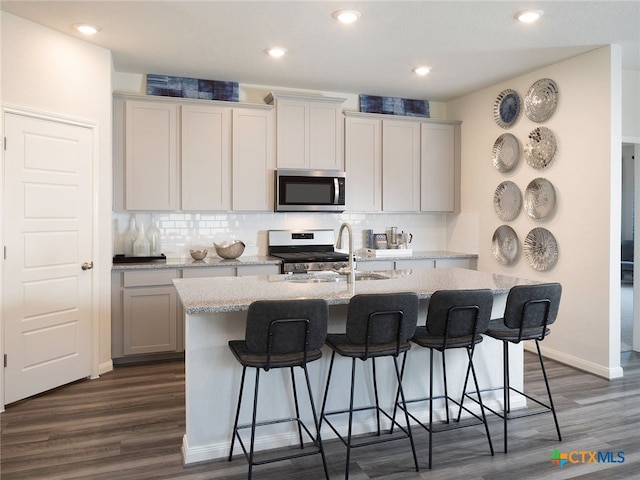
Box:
174, 268, 534, 465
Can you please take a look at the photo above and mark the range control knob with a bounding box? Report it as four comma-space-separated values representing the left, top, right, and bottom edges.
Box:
317, 263, 325, 270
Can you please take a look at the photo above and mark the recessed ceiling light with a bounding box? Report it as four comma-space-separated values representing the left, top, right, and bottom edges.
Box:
72, 23, 100, 35
264, 47, 288, 58
332, 10, 361, 24
412, 66, 431, 76
514, 9, 544, 23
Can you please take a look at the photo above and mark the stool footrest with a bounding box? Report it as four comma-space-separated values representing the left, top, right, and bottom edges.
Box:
232, 417, 322, 466
322, 405, 412, 449
399, 395, 488, 433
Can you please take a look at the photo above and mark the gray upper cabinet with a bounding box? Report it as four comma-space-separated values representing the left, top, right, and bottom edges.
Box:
345, 115, 381, 212
232, 107, 275, 211
381, 119, 421, 212
181, 104, 231, 211
420, 123, 459, 213
265, 92, 346, 171
344, 111, 461, 214
123, 100, 179, 211
114, 93, 273, 212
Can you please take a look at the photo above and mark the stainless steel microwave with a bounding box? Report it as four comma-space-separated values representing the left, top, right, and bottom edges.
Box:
275, 169, 346, 212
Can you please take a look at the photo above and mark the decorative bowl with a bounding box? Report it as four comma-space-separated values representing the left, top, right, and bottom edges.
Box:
189, 249, 208, 260
214, 240, 245, 259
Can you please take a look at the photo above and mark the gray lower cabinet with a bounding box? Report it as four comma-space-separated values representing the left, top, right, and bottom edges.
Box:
358, 257, 476, 272
112, 264, 280, 364
112, 269, 183, 364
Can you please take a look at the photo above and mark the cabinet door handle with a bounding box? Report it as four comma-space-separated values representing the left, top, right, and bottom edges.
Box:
81, 261, 94, 271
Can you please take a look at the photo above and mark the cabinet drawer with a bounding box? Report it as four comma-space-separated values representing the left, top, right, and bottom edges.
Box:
182, 267, 236, 278
356, 261, 394, 272
435, 258, 473, 269
237, 264, 280, 276
395, 259, 435, 270
123, 269, 179, 287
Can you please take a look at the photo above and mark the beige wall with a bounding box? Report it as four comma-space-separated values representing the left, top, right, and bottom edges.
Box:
0, 12, 114, 387
448, 46, 623, 378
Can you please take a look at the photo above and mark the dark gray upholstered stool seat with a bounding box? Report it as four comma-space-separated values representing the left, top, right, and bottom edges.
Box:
398, 289, 494, 469
228, 299, 329, 480
320, 292, 420, 480
464, 282, 562, 453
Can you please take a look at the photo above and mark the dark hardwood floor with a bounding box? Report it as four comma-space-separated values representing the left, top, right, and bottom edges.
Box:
2, 351, 640, 479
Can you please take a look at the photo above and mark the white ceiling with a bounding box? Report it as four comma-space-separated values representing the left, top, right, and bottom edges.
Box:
2, 0, 639, 101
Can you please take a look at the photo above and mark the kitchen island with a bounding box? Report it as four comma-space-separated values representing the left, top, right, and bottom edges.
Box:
174, 267, 535, 465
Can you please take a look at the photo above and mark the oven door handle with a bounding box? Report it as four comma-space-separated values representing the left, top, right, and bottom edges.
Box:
334, 178, 340, 205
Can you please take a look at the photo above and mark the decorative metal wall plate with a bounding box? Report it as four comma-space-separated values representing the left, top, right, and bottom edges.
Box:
524, 177, 557, 220
524, 127, 557, 169
493, 181, 522, 221
492, 133, 520, 173
492, 225, 519, 265
525, 78, 558, 122
524, 227, 558, 271
493, 89, 521, 129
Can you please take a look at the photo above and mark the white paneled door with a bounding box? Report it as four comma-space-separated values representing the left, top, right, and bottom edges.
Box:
4, 113, 93, 404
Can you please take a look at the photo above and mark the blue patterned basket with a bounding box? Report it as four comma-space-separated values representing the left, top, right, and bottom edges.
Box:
359, 94, 429, 117
147, 74, 239, 102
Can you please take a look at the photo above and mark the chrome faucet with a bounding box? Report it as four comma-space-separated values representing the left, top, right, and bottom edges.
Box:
336, 222, 355, 284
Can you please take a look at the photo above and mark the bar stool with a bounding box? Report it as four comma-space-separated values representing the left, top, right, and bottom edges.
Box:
320, 292, 420, 480
398, 289, 494, 469
228, 298, 330, 480
480, 282, 562, 453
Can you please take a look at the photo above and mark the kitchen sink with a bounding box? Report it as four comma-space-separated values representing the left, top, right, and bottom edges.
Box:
283, 271, 392, 283
286, 276, 341, 283
354, 271, 391, 281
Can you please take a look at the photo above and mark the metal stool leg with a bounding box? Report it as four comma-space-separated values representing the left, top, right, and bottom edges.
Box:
229, 366, 247, 461
302, 364, 331, 480
467, 346, 494, 456
536, 340, 562, 441
428, 348, 434, 469
290, 367, 304, 449
392, 355, 419, 472
345, 357, 357, 480
320, 351, 336, 429
372, 358, 381, 436
503, 341, 509, 453
248, 368, 261, 480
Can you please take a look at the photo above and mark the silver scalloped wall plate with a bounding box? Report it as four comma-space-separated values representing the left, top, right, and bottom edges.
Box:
524, 177, 556, 220
493, 89, 521, 129
524, 227, 558, 271
493, 181, 522, 221
524, 127, 557, 169
492, 133, 520, 173
525, 78, 558, 122
492, 225, 519, 265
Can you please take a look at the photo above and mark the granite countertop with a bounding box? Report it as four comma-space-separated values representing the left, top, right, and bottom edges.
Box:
355, 250, 478, 262
111, 255, 281, 271
112, 251, 477, 270
173, 267, 534, 315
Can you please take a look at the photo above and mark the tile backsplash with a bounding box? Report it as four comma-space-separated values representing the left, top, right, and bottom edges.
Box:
113, 212, 450, 258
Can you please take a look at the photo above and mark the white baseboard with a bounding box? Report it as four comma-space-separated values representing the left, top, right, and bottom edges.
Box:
528, 344, 624, 380
181, 394, 523, 465
98, 360, 114, 376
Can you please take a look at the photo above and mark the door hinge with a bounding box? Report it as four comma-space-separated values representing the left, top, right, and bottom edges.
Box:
3, 354, 6, 368
3, 137, 6, 150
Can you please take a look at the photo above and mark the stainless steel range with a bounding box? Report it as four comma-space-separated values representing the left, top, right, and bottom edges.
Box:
268, 229, 349, 274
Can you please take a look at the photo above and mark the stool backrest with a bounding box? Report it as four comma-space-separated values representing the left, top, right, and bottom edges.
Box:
503, 283, 562, 339
346, 293, 419, 354
245, 299, 328, 356
426, 289, 494, 339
